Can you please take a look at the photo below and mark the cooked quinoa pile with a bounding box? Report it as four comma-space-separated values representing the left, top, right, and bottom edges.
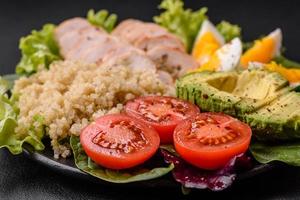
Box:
14, 61, 174, 158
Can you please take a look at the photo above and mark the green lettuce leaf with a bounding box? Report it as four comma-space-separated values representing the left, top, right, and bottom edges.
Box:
87, 9, 118, 33
0, 95, 45, 154
159, 144, 179, 156
0, 75, 45, 154
250, 141, 300, 166
70, 135, 174, 183
154, 0, 207, 51
0, 77, 9, 95
1, 74, 19, 91
216, 20, 241, 42
294, 85, 300, 92
16, 24, 61, 76
273, 55, 300, 69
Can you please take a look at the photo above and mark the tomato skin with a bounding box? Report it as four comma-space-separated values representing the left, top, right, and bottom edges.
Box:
173, 113, 252, 170
124, 96, 200, 144
80, 114, 160, 170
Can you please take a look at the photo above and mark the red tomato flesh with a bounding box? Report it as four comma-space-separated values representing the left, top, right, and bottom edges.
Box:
173, 112, 252, 170
80, 114, 160, 170
124, 96, 200, 144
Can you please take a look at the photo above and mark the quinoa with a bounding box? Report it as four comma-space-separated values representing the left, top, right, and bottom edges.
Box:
14, 60, 174, 158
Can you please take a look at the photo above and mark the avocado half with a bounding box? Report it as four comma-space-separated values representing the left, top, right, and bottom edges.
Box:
176, 69, 300, 141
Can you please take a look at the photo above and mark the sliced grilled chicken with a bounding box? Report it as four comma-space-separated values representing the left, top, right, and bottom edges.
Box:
157, 70, 174, 85
55, 18, 157, 71
124, 24, 168, 44
65, 28, 110, 60
55, 17, 92, 40
134, 35, 185, 52
147, 46, 198, 78
112, 19, 198, 79
55, 18, 188, 83
74, 37, 120, 64
110, 19, 140, 37
112, 19, 174, 46
103, 49, 157, 72
55, 18, 106, 57
57, 30, 82, 57
113, 19, 186, 52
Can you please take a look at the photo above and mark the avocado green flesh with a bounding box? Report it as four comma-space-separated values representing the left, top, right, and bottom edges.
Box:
245, 92, 300, 140
176, 69, 298, 141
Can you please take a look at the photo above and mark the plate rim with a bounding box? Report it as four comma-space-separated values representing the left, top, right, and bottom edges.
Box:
22, 145, 278, 188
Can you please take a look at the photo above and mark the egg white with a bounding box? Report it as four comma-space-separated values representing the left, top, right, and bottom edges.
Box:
216, 38, 242, 72
267, 28, 282, 58
195, 20, 225, 47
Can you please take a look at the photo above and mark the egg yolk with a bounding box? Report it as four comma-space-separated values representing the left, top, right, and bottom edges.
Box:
196, 53, 220, 72
240, 36, 276, 67
265, 62, 300, 84
192, 32, 222, 65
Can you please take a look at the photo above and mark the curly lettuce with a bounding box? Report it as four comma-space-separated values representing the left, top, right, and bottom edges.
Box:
16, 24, 61, 76
87, 9, 118, 33
216, 20, 241, 42
154, 0, 207, 51
0, 75, 44, 154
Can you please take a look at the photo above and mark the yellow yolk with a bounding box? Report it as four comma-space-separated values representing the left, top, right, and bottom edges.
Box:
264, 62, 300, 84
192, 32, 222, 65
241, 38, 275, 67
196, 53, 220, 72
241, 29, 282, 68
194, 38, 242, 73
191, 20, 225, 66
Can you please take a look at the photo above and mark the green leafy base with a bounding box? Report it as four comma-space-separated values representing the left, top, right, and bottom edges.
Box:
250, 141, 300, 166
70, 136, 174, 183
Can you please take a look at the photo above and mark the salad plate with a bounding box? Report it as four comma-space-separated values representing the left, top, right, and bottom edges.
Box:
22, 138, 276, 188
1, 0, 300, 193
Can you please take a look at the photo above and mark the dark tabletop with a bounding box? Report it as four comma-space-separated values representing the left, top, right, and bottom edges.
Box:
1, 0, 300, 199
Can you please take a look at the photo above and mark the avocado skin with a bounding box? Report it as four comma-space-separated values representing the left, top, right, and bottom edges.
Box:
176, 71, 240, 116
176, 70, 298, 141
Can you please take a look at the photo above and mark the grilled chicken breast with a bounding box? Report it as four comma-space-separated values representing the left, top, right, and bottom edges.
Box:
112, 19, 198, 78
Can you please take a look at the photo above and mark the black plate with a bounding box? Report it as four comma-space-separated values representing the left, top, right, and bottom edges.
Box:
22, 142, 277, 188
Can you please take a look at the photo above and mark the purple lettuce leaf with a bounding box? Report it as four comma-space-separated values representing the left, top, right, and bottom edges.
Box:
161, 149, 252, 191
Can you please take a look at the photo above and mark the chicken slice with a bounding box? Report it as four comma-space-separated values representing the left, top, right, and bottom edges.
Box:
157, 70, 174, 85
76, 36, 121, 64
56, 29, 83, 57
147, 46, 198, 78
65, 28, 110, 60
134, 35, 185, 52
102, 44, 157, 72
110, 19, 141, 37
112, 19, 168, 44
55, 17, 92, 40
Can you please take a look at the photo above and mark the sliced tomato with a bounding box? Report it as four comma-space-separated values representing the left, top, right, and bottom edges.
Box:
173, 112, 252, 170
80, 114, 160, 170
124, 96, 200, 144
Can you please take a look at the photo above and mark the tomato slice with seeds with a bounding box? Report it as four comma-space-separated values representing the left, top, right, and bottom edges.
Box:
173, 112, 252, 170
80, 114, 160, 170
124, 96, 200, 144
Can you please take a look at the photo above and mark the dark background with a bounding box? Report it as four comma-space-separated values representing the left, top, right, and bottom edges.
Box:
1, 0, 300, 199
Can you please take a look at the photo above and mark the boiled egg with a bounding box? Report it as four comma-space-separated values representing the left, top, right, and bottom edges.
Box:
197, 37, 242, 72
248, 61, 300, 86
240, 29, 282, 67
192, 20, 225, 65
264, 62, 300, 86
